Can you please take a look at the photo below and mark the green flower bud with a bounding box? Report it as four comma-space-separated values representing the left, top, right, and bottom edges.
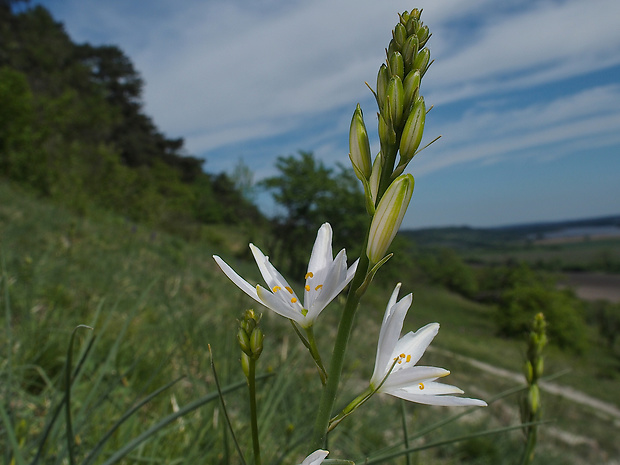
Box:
403, 70, 421, 110
402, 35, 419, 71
387, 38, 399, 57
237, 327, 252, 356
528, 384, 540, 415
399, 96, 425, 164
378, 112, 396, 152
535, 357, 544, 379
413, 47, 431, 76
386, 75, 405, 129
349, 104, 372, 180
388, 51, 404, 80
410, 8, 421, 21
399, 11, 410, 25
417, 25, 430, 47
367, 174, 414, 264
250, 327, 264, 359
393, 23, 407, 48
241, 351, 251, 379
524, 360, 534, 384
369, 152, 383, 205
376, 64, 389, 111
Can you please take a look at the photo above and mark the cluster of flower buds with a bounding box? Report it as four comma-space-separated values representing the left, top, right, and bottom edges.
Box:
349, 9, 432, 264
520, 312, 547, 443
238, 309, 264, 378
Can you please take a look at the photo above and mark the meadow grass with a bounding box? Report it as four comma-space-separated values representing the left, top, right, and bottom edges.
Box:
1, 180, 618, 464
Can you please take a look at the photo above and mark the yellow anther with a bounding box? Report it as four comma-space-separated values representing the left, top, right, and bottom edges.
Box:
272, 286, 282, 292
406, 355, 411, 363
419, 383, 424, 390
291, 297, 298, 303
305, 285, 310, 291
400, 353, 406, 359
315, 284, 323, 291
285, 286, 293, 294
305, 272, 314, 279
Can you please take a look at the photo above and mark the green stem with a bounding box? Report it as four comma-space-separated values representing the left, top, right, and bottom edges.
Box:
306, 326, 327, 385
310, 248, 370, 450
328, 386, 374, 432
248, 359, 261, 465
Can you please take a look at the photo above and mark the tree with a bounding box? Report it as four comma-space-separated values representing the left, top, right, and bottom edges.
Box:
261, 151, 367, 277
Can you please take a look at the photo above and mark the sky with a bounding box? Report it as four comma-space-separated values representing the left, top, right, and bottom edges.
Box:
32, 0, 620, 229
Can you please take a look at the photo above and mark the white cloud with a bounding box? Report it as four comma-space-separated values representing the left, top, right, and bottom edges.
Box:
36, 0, 620, 194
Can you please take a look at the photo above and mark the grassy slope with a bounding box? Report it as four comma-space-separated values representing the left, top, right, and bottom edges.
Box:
2, 180, 618, 463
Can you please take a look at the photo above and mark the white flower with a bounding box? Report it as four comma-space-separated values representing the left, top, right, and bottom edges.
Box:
299, 449, 329, 465
213, 223, 358, 328
370, 284, 487, 407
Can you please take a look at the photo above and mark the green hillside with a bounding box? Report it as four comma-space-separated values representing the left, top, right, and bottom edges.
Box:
2, 178, 619, 463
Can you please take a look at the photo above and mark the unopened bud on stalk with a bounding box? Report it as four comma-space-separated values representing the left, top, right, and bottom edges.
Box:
369, 152, 383, 205
402, 35, 419, 71
386, 76, 405, 129
241, 352, 251, 378
367, 174, 414, 264
237, 328, 252, 356
399, 96, 425, 164
388, 51, 404, 80
417, 25, 430, 47
250, 327, 264, 359
349, 104, 372, 181
393, 22, 407, 48
403, 70, 421, 108
413, 48, 431, 76
528, 384, 540, 415
377, 64, 389, 111
378, 113, 396, 154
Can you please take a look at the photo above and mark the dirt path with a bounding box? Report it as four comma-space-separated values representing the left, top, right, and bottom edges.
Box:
430, 347, 620, 420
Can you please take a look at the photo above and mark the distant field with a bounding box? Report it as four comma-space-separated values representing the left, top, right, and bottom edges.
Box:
561, 272, 620, 303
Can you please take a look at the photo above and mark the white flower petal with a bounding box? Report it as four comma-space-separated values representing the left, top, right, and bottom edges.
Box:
387, 389, 488, 407
371, 286, 412, 385
392, 323, 440, 368
380, 366, 449, 391
256, 285, 304, 323
299, 449, 329, 465
307, 223, 333, 275
213, 255, 261, 303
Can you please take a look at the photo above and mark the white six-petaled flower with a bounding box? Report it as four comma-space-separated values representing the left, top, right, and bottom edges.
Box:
299, 449, 329, 465
213, 223, 358, 328
370, 283, 487, 407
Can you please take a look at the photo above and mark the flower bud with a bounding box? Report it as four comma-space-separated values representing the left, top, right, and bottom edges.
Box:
410, 8, 421, 21
378, 112, 396, 152
241, 352, 251, 378
417, 25, 430, 47
388, 51, 404, 81
237, 327, 252, 356
524, 360, 534, 384
535, 357, 544, 379
403, 70, 421, 110
399, 96, 425, 164
528, 384, 540, 415
349, 104, 372, 180
376, 64, 389, 111
386, 76, 405, 129
250, 327, 264, 359
367, 174, 414, 264
413, 47, 431, 76
402, 35, 419, 70
393, 23, 407, 48
369, 152, 383, 205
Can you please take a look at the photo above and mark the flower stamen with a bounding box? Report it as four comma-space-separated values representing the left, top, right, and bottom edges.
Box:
419, 383, 424, 390
273, 286, 282, 292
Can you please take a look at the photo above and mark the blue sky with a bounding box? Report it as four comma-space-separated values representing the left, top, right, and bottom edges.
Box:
33, 0, 620, 228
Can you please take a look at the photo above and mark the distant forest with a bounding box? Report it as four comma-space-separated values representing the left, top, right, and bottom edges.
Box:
0, 1, 263, 234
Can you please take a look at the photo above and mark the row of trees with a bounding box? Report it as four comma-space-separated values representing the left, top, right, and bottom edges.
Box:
0, 3, 261, 233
